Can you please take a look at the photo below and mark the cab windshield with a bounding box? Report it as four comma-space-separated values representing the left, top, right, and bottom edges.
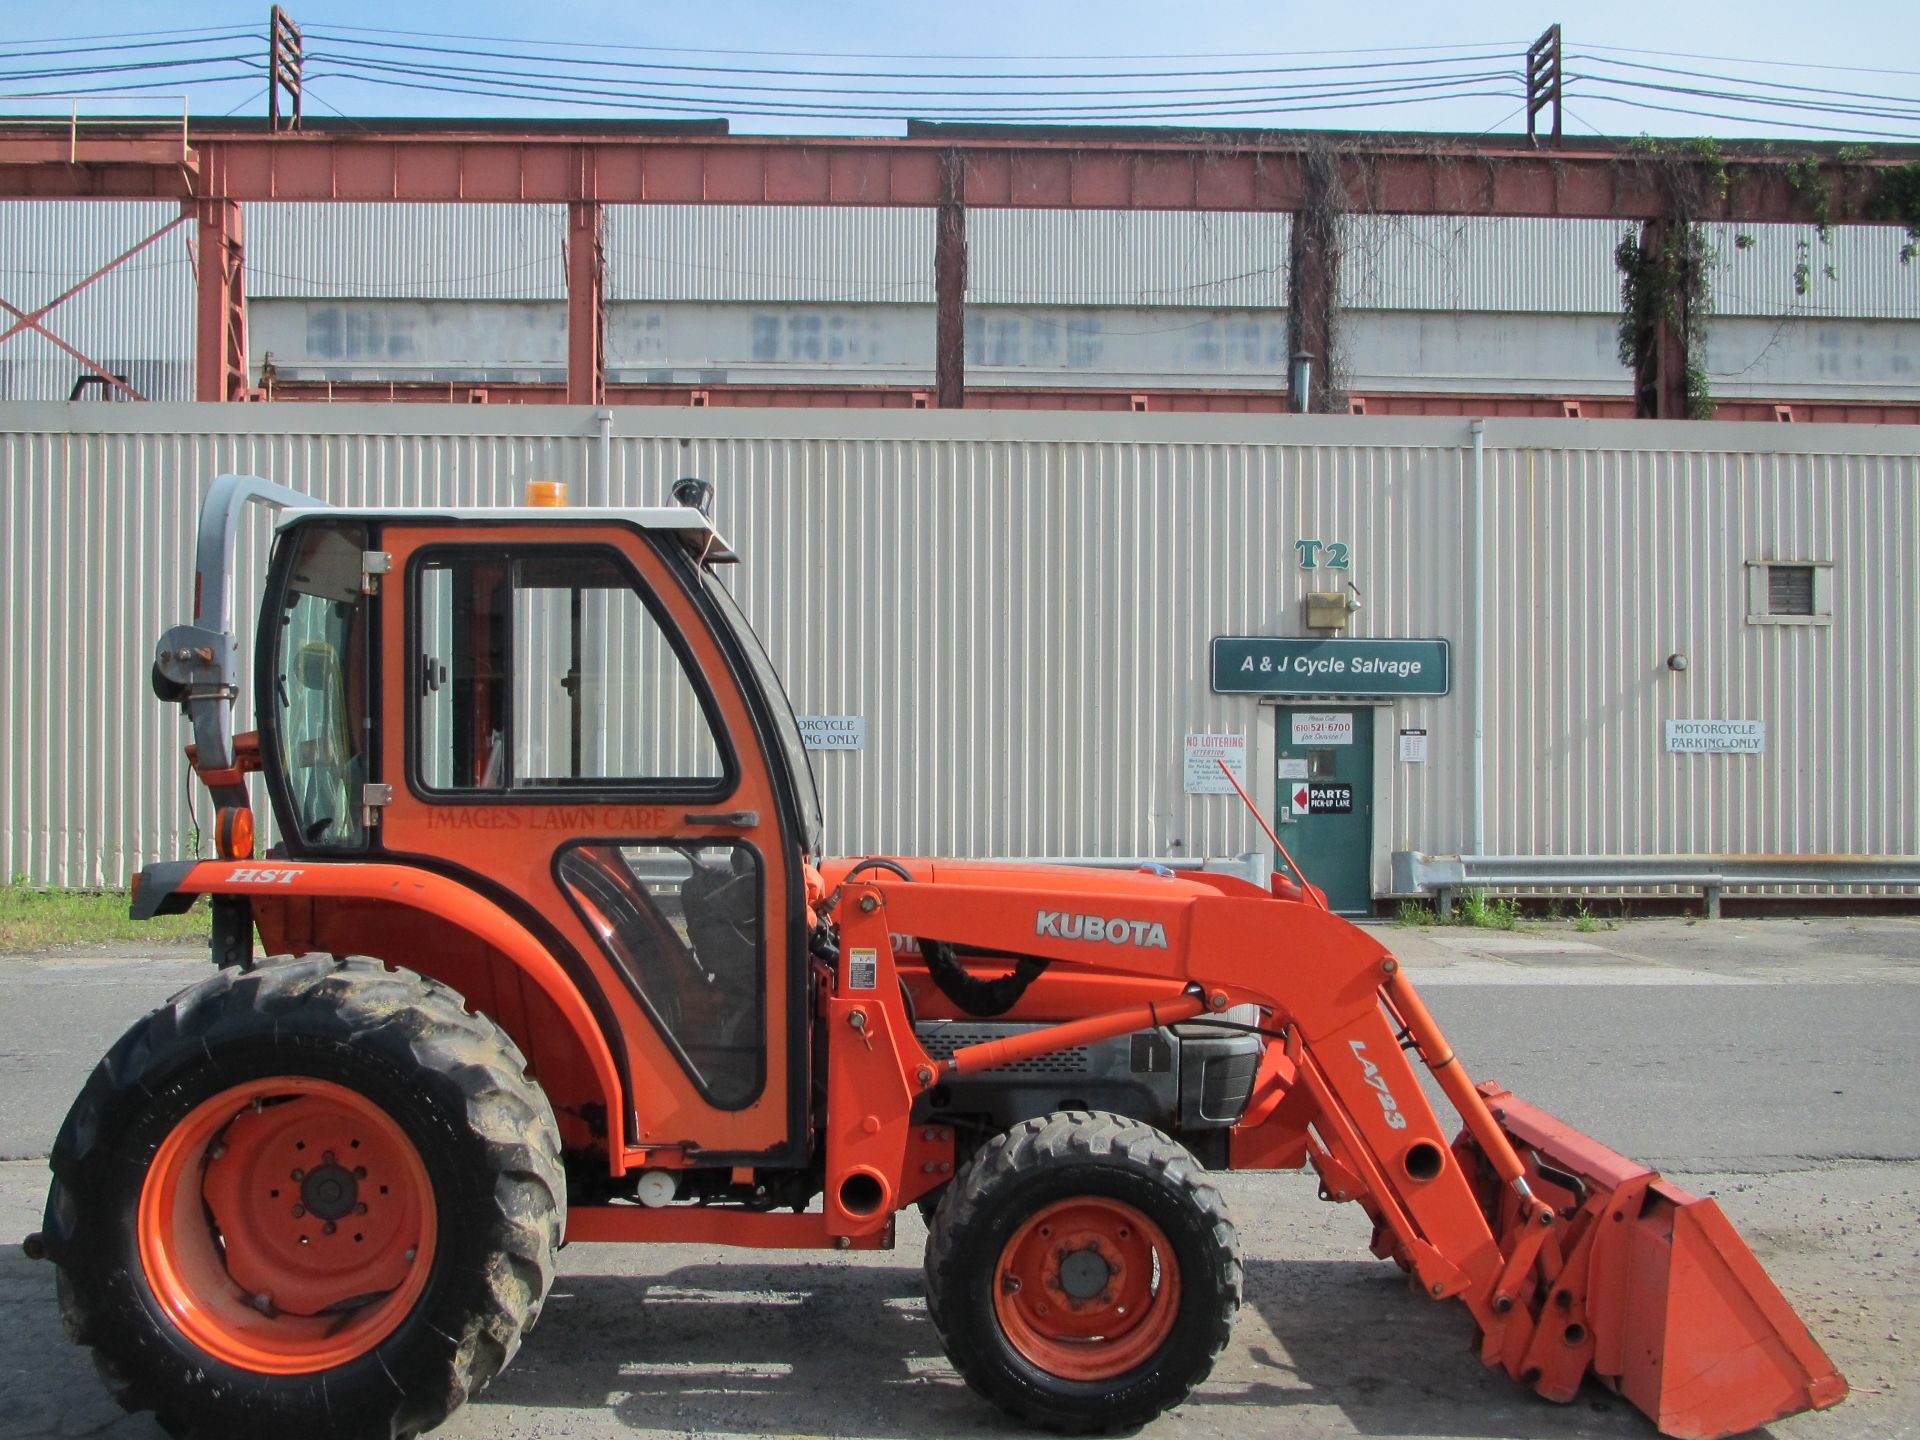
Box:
264, 521, 370, 849
698, 572, 824, 857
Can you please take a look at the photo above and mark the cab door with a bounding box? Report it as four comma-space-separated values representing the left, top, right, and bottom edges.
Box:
377, 521, 806, 1166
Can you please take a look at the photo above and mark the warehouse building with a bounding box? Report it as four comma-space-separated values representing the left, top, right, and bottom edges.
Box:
2, 201, 1917, 417
3, 403, 1913, 910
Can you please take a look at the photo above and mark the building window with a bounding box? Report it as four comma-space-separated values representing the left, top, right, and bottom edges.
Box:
1746, 560, 1832, 626
1767, 565, 1815, 616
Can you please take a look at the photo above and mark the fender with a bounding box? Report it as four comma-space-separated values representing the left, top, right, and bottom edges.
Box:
133, 857, 629, 1174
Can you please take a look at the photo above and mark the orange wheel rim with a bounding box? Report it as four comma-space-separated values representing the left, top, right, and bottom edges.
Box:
992, 1197, 1182, 1382
137, 1076, 438, 1375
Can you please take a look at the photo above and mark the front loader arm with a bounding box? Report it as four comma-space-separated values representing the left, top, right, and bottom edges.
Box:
849, 866, 1845, 1440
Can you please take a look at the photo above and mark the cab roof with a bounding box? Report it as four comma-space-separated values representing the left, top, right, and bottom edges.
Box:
275, 504, 738, 562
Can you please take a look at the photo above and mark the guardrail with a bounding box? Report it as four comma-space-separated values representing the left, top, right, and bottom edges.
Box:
1391, 852, 1920, 918
0, 96, 191, 166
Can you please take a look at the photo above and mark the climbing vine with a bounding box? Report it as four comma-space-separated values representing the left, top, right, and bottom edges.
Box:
1864, 160, 1920, 263
1615, 137, 1726, 419
1615, 221, 1717, 419
1287, 135, 1351, 413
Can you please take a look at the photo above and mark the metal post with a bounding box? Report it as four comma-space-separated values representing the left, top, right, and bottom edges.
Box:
1289, 351, 1314, 413
566, 201, 606, 407
1470, 419, 1487, 857
1525, 25, 1563, 146
191, 199, 248, 401
935, 149, 967, 410
592, 406, 613, 505
267, 7, 304, 133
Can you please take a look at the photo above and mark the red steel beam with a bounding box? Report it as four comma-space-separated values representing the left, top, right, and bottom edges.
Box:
2, 129, 1912, 226
251, 378, 1920, 424
565, 201, 606, 406
934, 149, 966, 409
191, 199, 248, 402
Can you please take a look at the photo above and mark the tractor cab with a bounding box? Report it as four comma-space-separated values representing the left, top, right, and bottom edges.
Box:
187, 479, 825, 1168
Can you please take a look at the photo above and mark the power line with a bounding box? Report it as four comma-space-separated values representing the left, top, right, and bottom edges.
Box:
309, 24, 1529, 65
1567, 90, 1920, 142
0, 56, 261, 85
1580, 41, 1920, 82
0, 32, 259, 62
308, 56, 1518, 122
0, 24, 259, 48
306, 30, 1524, 86
1573, 52, 1920, 109
1571, 74, 1920, 126
307, 47, 1519, 112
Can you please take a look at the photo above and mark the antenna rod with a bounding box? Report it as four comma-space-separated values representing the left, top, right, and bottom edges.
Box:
1217, 758, 1326, 910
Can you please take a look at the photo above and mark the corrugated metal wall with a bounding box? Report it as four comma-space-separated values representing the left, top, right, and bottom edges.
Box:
7, 203, 1917, 401
0, 202, 195, 403
2, 404, 1915, 889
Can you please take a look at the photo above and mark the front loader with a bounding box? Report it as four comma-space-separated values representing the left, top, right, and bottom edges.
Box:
36, 473, 1844, 1440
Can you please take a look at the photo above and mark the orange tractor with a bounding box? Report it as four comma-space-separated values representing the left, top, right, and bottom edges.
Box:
38, 474, 1843, 1439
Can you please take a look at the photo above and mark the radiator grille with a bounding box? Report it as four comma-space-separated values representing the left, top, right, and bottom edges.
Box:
916, 1027, 1093, 1076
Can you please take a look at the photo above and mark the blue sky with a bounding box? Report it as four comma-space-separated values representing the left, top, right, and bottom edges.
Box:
4, 2, 1917, 142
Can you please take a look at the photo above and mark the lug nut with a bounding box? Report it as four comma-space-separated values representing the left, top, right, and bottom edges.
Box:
291, 1168, 305, 1182
291, 1204, 306, 1218
323, 1221, 336, 1235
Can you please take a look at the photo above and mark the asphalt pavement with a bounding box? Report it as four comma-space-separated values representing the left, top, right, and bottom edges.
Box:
1, 916, 1915, 1440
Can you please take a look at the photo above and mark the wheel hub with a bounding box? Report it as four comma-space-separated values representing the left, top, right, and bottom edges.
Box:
300, 1162, 358, 1221
1057, 1245, 1113, 1301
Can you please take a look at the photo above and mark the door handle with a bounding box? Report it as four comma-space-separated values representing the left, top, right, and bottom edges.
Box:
682, 809, 759, 828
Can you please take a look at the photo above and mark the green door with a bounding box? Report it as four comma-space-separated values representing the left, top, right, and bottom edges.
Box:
1276, 707, 1374, 915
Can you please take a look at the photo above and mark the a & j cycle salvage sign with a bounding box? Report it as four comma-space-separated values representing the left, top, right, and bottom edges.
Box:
1211, 637, 1451, 697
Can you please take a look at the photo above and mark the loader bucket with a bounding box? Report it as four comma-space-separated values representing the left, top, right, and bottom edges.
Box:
1467, 1084, 1846, 1440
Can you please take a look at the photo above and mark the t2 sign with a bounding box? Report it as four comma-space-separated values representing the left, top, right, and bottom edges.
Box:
1295, 539, 1350, 570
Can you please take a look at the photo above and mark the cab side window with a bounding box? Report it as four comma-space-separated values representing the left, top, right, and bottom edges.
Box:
415, 549, 725, 793
270, 523, 372, 848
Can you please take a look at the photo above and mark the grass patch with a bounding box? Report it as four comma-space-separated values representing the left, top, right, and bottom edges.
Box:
1454, 890, 1521, 930
1395, 899, 1438, 927
1396, 891, 1522, 929
1571, 902, 1616, 934
0, 879, 208, 951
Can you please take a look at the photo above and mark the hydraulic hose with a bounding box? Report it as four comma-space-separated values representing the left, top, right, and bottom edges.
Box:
920, 938, 1049, 1018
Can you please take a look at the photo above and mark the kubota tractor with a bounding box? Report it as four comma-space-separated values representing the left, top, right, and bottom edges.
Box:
37, 474, 1844, 1440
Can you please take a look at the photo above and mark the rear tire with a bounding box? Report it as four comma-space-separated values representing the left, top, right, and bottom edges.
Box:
924, 1111, 1240, 1433
43, 954, 564, 1440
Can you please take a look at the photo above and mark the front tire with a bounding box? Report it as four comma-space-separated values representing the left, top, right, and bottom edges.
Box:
43, 955, 564, 1440
924, 1111, 1241, 1432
